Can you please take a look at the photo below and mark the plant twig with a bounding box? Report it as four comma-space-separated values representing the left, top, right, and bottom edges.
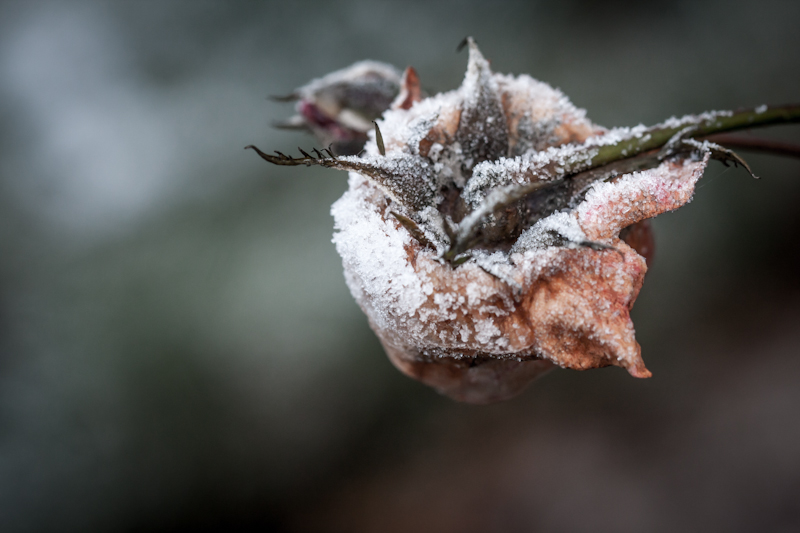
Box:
589, 105, 800, 168
444, 105, 800, 260
703, 133, 800, 159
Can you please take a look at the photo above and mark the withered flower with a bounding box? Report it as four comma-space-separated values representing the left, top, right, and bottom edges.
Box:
250, 39, 800, 403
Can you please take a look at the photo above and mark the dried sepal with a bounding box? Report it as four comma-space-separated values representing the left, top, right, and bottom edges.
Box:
372, 121, 386, 156
681, 138, 758, 179
455, 38, 509, 171
245, 144, 436, 211
389, 211, 435, 249
445, 178, 564, 261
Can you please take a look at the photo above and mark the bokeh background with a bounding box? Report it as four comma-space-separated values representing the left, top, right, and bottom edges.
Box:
1, 1, 799, 531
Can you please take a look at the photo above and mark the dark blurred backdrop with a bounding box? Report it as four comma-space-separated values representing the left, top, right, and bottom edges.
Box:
1, 1, 799, 531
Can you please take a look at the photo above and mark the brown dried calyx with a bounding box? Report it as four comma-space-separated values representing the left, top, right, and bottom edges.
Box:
250, 38, 795, 403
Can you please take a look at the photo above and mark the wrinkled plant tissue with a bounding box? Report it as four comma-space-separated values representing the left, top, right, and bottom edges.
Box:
262, 40, 716, 403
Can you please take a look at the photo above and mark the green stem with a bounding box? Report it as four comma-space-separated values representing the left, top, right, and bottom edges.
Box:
446, 104, 800, 261
590, 104, 800, 168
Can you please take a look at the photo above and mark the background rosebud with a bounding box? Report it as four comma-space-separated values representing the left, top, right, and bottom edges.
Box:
273, 60, 401, 155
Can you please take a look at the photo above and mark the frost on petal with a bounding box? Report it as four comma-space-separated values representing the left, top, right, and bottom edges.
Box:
333, 170, 657, 403
576, 154, 710, 241
496, 73, 600, 156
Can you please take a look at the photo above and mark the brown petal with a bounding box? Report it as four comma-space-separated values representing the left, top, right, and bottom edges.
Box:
620, 220, 655, 267
576, 155, 710, 241
333, 177, 658, 403
393, 66, 422, 111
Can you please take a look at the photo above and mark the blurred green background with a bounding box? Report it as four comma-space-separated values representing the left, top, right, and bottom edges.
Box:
1, 1, 799, 531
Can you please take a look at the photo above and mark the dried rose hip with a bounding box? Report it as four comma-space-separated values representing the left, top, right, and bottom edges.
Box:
250, 39, 796, 403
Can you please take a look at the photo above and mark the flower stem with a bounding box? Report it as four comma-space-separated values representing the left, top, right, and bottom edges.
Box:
446, 104, 800, 261
589, 105, 800, 168
702, 133, 800, 159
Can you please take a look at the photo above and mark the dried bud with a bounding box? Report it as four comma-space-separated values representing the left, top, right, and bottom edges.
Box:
274, 61, 401, 155
246, 39, 778, 403
328, 39, 710, 403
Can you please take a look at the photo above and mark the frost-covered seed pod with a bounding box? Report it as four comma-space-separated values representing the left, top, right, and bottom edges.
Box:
328, 40, 709, 403
254, 39, 714, 403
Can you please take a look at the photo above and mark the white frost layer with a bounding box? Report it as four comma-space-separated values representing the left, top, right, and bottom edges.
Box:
495, 72, 589, 129
576, 155, 708, 240
375, 90, 458, 156
464, 144, 598, 208
331, 171, 631, 357
331, 173, 430, 329
332, 174, 529, 354
512, 211, 588, 253
368, 64, 600, 204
